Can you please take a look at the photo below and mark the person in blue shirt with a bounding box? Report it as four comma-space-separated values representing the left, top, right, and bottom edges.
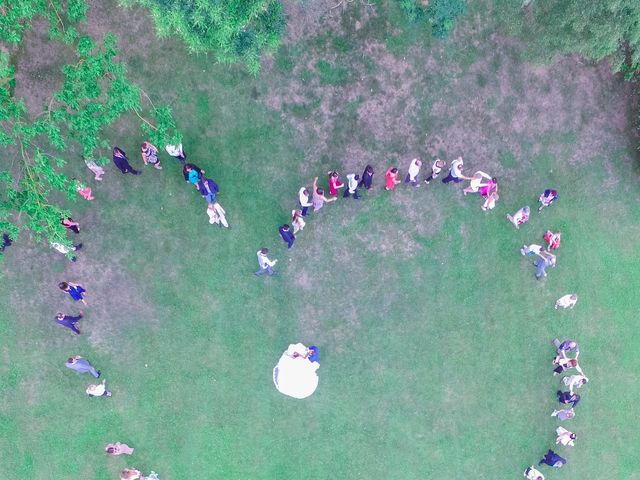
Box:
196, 177, 219, 204
65, 356, 100, 378
279, 224, 295, 249
59, 282, 87, 305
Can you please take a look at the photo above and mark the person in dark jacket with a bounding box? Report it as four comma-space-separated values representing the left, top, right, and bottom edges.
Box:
54, 312, 83, 335
59, 282, 87, 305
360, 165, 374, 190
538, 450, 566, 468
557, 390, 580, 408
0, 233, 13, 252
279, 224, 295, 249
112, 147, 140, 175
196, 177, 218, 204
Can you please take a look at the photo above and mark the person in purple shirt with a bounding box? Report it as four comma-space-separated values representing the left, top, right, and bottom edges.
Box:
279, 224, 295, 249
552, 339, 579, 356
65, 356, 100, 378
196, 177, 219, 204
538, 450, 566, 468
59, 282, 87, 305
54, 312, 83, 335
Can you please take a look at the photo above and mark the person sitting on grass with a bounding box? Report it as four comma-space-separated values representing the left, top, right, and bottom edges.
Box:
555, 294, 578, 309
538, 449, 566, 468
544, 230, 561, 250
551, 408, 575, 421
523, 465, 545, 480
106, 442, 134, 455
555, 426, 576, 447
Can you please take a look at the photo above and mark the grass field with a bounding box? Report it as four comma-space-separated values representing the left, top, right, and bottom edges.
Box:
1, 1, 640, 479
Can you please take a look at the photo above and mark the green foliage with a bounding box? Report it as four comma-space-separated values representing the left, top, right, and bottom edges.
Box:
316, 60, 351, 86
122, 0, 286, 74
0, 0, 88, 44
0, 2, 181, 253
397, 0, 466, 38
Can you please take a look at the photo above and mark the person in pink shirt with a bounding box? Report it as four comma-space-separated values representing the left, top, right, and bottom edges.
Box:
74, 178, 94, 200
328, 171, 344, 196
385, 167, 400, 190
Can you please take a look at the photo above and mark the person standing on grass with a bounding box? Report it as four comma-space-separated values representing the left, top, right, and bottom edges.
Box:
556, 390, 581, 408
183, 163, 204, 185
197, 177, 219, 204
84, 158, 105, 181
481, 191, 499, 211
255, 248, 277, 276
59, 282, 87, 305
562, 374, 589, 394
166, 143, 186, 164
405, 158, 422, 187
441, 157, 471, 184
523, 466, 545, 480
555, 294, 578, 309
538, 189, 558, 212
462, 171, 492, 195
279, 224, 295, 249
343, 173, 360, 199
86, 379, 112, 397
553, 356, 583, 376
385, 167, 400, 190
425, 159, 445, 184
534, 251, 555, 280
65, 356, 100, 378
141, 141, 162, 170
50, 242, 82, 261
360, 165, 374, 190
54, 311, 83, 335
112, 147, 140, 175
507, 206, 530, 229
291, 209, 305, 234
551, 408, 575, 421
328, 171, 344, 196
299, 187, 312, 216
105, 442, 134, 456
538, 450, 566, 468
520, 243, 546, 259
74, 178, 94, 201
556, 426, 576, 447
312, 177, 337, 212
61, 218, 80, 234
552, 339, 580, 357
207, 202, 229, 228
1, 232, 13, 252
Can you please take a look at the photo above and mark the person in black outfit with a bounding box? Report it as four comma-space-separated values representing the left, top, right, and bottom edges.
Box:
557, 390, 580, 408
538, 449, 566, 468
0, 233, 13, 252
360, 165, 374, 190
112, 147, 140, 175
278, 224, 295, 249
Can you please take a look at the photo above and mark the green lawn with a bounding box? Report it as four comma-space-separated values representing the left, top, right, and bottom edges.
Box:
1, 1, 640, 479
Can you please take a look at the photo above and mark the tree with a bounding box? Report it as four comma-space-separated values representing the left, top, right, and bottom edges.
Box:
518, 0, 640, 75
121, 0, 286, 74
0, 1, 181, 254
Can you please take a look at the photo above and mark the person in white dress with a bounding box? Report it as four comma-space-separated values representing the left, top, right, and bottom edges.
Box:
555, 426, 576, 447
291, 209, 305, 234
523, 465, 544, 480
562, 374, 588, 394
207, 203, 229, 228
555, 294, 578, 309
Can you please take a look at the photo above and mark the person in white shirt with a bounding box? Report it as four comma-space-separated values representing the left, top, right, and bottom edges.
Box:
481, 191, 499, 210
520, 244, 545, 259
555, 427, 576, 447
207, 202, 229, 228
462, 170, 492, 195
86, 379, 112, 397
298, 187, 312, 216
425, 159, 445, 184
50, 241, 82, 262
255, 248, 277, 276
441, 157, 472, 184
404, 158, 422, 187
555, 294, 578, 309
562, 374, 588, 394
165, 143, 186, 164
291, 209, 305, 234
523, 465, 544, 480
343, 173, 360, 199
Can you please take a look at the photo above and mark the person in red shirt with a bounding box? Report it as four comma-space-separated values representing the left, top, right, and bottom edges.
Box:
544, 230, 561, 250
328, 171, 344, 196
385, 167, 400, 190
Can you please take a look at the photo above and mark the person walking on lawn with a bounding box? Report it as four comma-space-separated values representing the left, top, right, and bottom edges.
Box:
405, 158, 422, 187
54, 311, 84, 335
279, 224, 295, 249
343, 173, 360, 199
58, 282, 87, 305
65, 356, 100, 378
112, 147, 140, 175
255, 248, 277, 276
441, 157, 471, 184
